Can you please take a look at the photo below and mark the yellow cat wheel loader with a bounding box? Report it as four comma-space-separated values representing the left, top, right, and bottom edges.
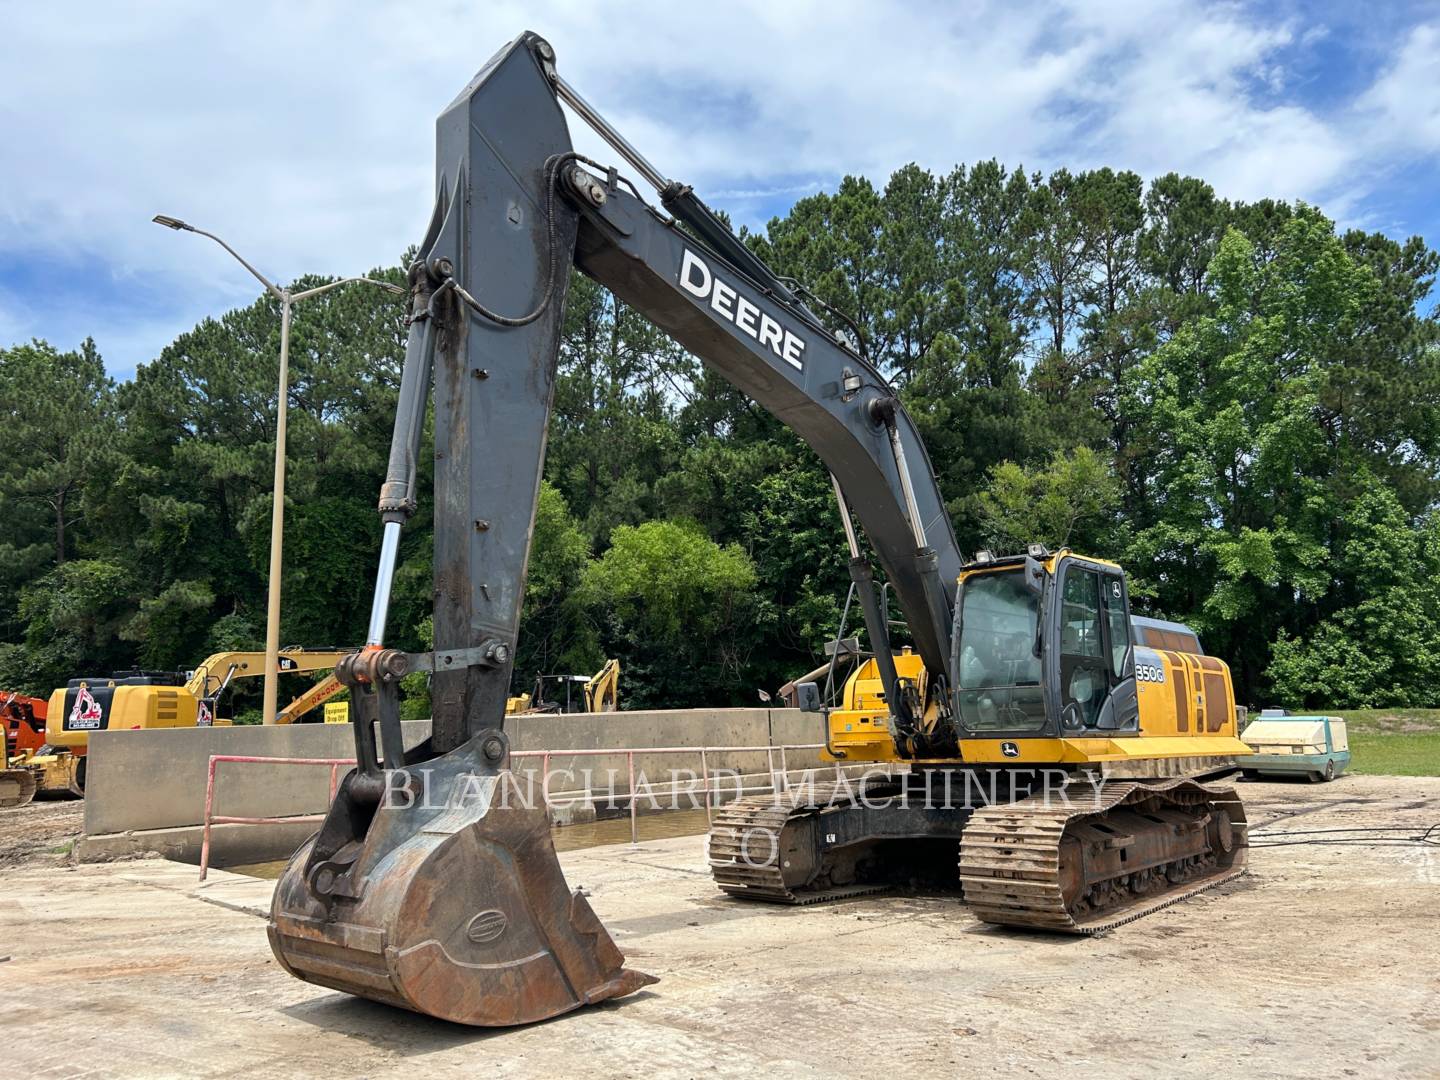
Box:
266, 31, 1250, 1026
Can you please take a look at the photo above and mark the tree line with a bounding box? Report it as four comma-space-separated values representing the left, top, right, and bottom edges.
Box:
1, 160, 1437, 714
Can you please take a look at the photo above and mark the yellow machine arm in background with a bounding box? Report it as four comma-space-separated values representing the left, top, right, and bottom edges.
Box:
185, 648, 353, 699
275, 672, 345, 724
583, 658, 620, 713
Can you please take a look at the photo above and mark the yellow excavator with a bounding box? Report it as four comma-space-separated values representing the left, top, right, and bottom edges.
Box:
505, 659, 620, 714
39, 648, 353, 794
709, 554, 1248, 930
266, 32, 1250, 1027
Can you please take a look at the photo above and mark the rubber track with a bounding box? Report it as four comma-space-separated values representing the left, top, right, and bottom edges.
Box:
959, 777, 1248, 934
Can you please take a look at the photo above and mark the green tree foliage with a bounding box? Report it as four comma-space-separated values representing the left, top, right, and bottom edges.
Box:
1, 160, 1436, 713
1124, 215, 1440, 699
0, 275, 408, 700
0, 338, 114, 617
0, 559, 134, 692
1268, 487, 1440, 707
0, 339, 115, 568
579, 521, 760, 708
514, 482, 600, 681
977, 446, 1121, 554
0, 339, 119, 691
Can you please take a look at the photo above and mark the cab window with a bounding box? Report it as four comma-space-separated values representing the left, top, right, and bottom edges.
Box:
1061, 569, 1102, 658
955, 570, 1047, 732
1102, 574, 1130, 679
1059, 567, 1106, 727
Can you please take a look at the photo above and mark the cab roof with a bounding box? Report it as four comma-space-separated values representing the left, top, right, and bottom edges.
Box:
958, 547, 1122, 576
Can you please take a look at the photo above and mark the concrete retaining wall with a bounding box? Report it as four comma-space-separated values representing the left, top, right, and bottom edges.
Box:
83, 719, 434, 837
509, 708, 826, 805
81, 707, 821, 864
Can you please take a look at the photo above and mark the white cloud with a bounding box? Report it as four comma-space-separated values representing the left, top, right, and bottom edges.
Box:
0, 1, 1434, 375
1359, 22, 1440, 154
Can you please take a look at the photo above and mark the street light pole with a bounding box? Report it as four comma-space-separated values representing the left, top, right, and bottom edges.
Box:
152, 215, 404, 723
264, 294, 293, 727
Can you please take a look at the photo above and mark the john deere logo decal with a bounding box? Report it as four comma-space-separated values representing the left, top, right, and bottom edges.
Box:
1001, 741, 1020, 758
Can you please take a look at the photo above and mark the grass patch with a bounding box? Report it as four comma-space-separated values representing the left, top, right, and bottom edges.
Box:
1349, 733, 1440, 777
1329, 709, 1440, 735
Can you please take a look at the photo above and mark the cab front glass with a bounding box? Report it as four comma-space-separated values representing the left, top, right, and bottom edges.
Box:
955, 569, 1048, 732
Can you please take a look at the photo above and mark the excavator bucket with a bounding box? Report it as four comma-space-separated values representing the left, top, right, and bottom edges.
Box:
268, 771, 653, 1025
268, 656, 654, 1026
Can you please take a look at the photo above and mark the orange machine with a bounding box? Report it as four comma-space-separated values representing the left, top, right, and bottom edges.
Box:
2, 693, 51, 806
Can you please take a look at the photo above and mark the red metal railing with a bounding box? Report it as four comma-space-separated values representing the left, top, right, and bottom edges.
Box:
199, 743, 848, 880
200, 755, 348, 880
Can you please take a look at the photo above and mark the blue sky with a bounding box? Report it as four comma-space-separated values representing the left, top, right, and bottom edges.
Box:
2, 0, 1437, 381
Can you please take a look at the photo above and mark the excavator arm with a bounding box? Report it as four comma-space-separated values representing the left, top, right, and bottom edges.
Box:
269, 30, 966, 1026
583, 659, 620, 713
184, 649, 354, 699
363, 32, 963, 756
274, 673, 345, 725
569, 168, 965, 752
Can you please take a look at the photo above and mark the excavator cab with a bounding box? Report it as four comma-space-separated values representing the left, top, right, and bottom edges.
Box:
953, 548, 1139, 739
828, 545, 1239, 763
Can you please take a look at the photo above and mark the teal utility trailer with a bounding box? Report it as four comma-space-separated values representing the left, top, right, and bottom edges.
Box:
1240, 714, 1350, 782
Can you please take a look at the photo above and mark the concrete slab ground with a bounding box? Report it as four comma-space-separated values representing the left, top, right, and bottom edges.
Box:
2, 774, 1437, 1078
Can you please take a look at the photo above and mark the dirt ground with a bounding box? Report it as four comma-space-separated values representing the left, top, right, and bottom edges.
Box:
0, 795, 82, 866
1, 774, 1436, 1079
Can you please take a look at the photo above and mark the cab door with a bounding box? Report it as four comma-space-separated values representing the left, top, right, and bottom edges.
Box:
1052, 559, 1138, 732
1099, 571, 1139, 731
